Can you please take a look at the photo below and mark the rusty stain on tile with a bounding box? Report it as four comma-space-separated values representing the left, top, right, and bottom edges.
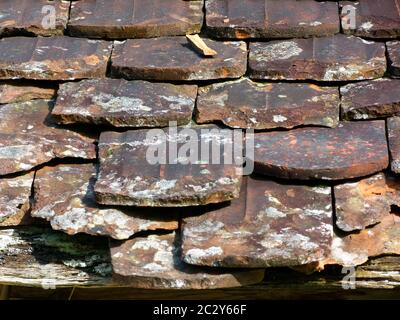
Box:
0, 82, 56, 105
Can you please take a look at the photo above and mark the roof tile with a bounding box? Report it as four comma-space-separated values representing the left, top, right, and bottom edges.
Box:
110, 232, 265, 289
0, 36, 112, 80
182, 177, 333, 267
52, 79, 197, 127
334, 173, 400, 232
111, 37, 247, 81
388, 40, 400, 77
0, 82, 56, 104
249, 35, 386, 81
32, 164, 178, 239
68, 0, 203, 39
206, 0, 339, 39
251, 121, 389, 180
196, 78, 339, 129
388, 116, 400, 173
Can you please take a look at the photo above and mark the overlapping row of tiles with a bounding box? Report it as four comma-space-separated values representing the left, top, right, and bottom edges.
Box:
1, 0, 400, 40
1, 0, 400, 289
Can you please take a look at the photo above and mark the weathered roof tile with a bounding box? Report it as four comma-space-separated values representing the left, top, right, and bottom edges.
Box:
249, 35, 386, 81
334, 173, 400, 232
388, 116, 400, 173
206, 0, 339, 39
341, 79, 400, 120
0, 82, 56, 104
95, 125, 243, 207
0, 0, 70, 37
0, 100, 96, 176
251, 121, 389, 180
196, 78, 339, 129
388, 40, 400, 77
111, 37, 247, 81
68, 0, 203, 39
32, 164, 178, 239
182, 177, 333, 268
52, 79, 197, 127
110, 232, 265, 289
0, 172, 34, 226
0, 36, 112, 80
340, 0, 400, 38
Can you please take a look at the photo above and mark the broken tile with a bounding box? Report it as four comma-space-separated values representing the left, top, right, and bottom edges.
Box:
340, 0, 400, 38
320, 214, 400, 268
0, 173, 34, 226
181, 177, 333, 268
95, 125, 243, 207
341, 79, 400, 120
32, 164, 178, 240
196, 78, 339, 129
0, 36, 112, 80
0, 82, 56, 104
110, 232, 265, 289
249, 35, 386, 81
388, 40, 400, 77
251, 121, 389, 180
206, 0, 339, 39
52, 79, 197, 127
388, 117, 400, 173
334, 173, 400, 232
0, 100, 96, 176
0, 0, 70, 36
111, 37, 247, 81
68, 0, 203, 39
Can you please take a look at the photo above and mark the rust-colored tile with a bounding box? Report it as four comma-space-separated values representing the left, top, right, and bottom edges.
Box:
334, 173, 400, 232
110, 232, 265, 289
196, 78, 339, 129
388, 40, 400, 77
0, 82, 56, 104
0, 36, 112, 80
0, 0, 70, 36
206, 0, 339, 39
340, 0, 400, 38
95, 125, 243, 207
52, 79, 197, 127
251, 121, 389, 180
111, 37, 247, 81
249, 35, 386, 81
69, 0, 203, 39
32, 164, 178, 240
341, 79, 400, 120
0, 100, 96, 176
181, 177, 333, 268
0, 172, 34, 226
388, 116, 400, 173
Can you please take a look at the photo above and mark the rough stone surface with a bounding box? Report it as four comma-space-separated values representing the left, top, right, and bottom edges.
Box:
110, 232, 265, 289
68, 0, 203, 39
251, 121, 389, 180
32, 164, 178, 240
388, 40, 400, 77
388, 117, 400, 174
320, 214, 400, 268
340, 0, 400, 38
0, 36, 112, 80
206, 0, 339, 39
341, 79, 400, 120
334, 173, 400, 232
196, 78, 339, 129
95, 125, 243, 207
249, 35, 386, 81
0, 0, 69, 36
0, 82, 56, 104
52, 79, 197, 127
0, 100, 96, 176
0, 173, 34, 226
111, 37, 247, 81
181, 177, 333, 268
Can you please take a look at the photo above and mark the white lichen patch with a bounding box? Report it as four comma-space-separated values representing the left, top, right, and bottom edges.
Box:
254, 41, 303, 62
91, 93, 152, 113
273, 115, 287, 123
185, 246, 224, 264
